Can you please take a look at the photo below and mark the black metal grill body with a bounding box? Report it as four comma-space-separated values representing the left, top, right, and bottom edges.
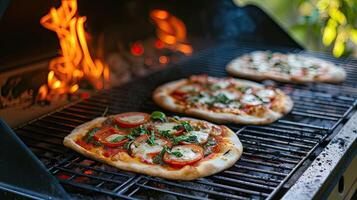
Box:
15, 43, 357, 199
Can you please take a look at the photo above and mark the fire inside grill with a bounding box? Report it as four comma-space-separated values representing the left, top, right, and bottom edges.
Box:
13, 44, 357, 199
38, 0, 109, 102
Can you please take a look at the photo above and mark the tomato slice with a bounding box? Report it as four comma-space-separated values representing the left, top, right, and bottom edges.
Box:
93, 127, 128, 147
171, 91, 186, 101
114, 112, 150, 128
163, 144, 204, 167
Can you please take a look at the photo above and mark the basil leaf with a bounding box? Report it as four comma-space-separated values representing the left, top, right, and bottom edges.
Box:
171, 151, 183, 157
147, 130, 156, 145
214, 93, 231, 104
181, 121, 193, 132
172, 116, 180, 121
173, 134, 198, 145
110, 135, 126, 142
210, 84, 221, 91
124, 140, 134, 150
127, 126, 148, 140
159, 130, 172, 139
84, 127, 102, 146
153, 146, 169, 165
253, 94, 264, 103
173, 125, 182, 130
151, 111, 166, 121
84, 127, 100, 143
205, 138, 217, 147
236, 86, 248, 93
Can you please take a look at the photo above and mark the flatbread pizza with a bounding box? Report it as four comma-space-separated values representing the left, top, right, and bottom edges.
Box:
64, 111, 242, 180
153, 75, 293, 125
226, 51, 346, 83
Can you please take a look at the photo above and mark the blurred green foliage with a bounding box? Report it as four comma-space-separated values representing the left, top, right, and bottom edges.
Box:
234, 0, 357, 57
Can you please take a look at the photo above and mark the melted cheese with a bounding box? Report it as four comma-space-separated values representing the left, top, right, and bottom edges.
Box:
213, 103, 227, 108
155, 122, 179, 134
130, 138, 166, 163
228, 101, 242, 109
169, 146, 199, 161
214, 90, 238, 100
211, 81, 230, 89
256, 89, 275, 99
178, 85, 199, 93
197, 93, 213, 104
187, 131, 209, 144
105, 134, 124, 142
241, 94, 262, 106
120, 115, 145, 123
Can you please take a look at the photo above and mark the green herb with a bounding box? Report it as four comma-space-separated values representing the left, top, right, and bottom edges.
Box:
110, 135, 126, 142
187, 96, 200, 103
147, 130, 156, 145
274, 62, 290, 74
236, 86, 248, 93
173, 125, 181, 130
204, 149, 212, 157
173, 121, 193, 132
205, 138, 217, 147
181, 121, 193, 132
171, 151, 183, 157
84, 127, 100, 143
210, 84, 221, 91
84, 127, 102, 146
152, 155, 163, 165
124, 140, 134, 151
253, 94, 265, 103
173, 135, 198, 145
127, 126, 148, 140
172, 116, 180, 121
153, 146, 169, 165
151, 111, 166, 121
214, 93, 231, 104
188, 92, 206, 103
309, 65, 319, 70
159, 130, 172, 139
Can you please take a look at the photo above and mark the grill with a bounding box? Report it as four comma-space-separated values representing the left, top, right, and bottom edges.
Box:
14, 43, 357, 199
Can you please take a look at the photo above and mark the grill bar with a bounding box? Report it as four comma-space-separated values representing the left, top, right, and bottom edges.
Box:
14, 43, 357, 199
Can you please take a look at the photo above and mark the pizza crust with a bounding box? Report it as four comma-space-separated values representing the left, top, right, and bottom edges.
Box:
226, 53, 346, 83
153, 78, 293, 125
63, 117, 243, 180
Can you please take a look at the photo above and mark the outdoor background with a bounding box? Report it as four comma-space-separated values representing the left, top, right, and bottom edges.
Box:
235, 0, 357, 58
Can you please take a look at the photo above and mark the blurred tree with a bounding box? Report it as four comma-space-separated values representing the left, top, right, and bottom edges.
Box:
234, 0, 357, 57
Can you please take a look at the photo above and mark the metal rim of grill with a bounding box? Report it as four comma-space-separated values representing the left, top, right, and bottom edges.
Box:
14, 43, 357, 200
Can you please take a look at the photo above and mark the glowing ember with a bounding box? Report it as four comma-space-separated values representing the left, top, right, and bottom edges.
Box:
159, 56, 169, 64
150, 9, 193, 55
38, 0, 109, 101
130, 42, 144, 56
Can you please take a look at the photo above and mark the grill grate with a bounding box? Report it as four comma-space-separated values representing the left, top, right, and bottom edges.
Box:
15, 43, 357, 199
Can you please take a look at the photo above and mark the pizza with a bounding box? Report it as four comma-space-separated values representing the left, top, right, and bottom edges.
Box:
63, 111, 242, 180
226, 51, 346, 83
153, 75, 293, 125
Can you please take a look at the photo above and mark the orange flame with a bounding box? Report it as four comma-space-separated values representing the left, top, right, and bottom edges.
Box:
150, 9, 193, 55
38, 0, 109, 101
